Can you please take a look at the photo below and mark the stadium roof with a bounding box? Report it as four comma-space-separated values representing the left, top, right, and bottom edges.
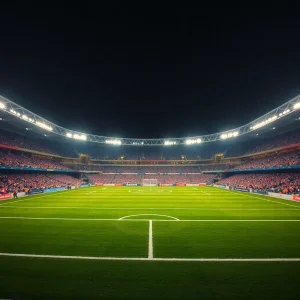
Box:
0, 94, 300, 146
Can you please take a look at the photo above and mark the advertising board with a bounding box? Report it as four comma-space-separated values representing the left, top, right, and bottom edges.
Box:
268, 192, 293, 201
253, 189, 267, 195
293, 195, 300, 202
29, 189, 44, 195
235, 187, 250, 192
0, 193, 12, 200
44, 187, 66, 193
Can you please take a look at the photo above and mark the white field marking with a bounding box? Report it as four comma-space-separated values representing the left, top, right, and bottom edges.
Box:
148, 220, 153, 259
86, 191, 96, 194
1, 206, 300, 211
192, 188, 198, 190
0, 252, 299, 262
1, 216, 300, 222
225, 190, 300, 209
118, 214, 179, 220
199, 190, 211, 195
102, 188, 107, 190
0, 193, 55, 206
132, 189, 172, 194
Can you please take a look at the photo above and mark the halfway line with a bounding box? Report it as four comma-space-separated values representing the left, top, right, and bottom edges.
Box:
0, 252, 299, 262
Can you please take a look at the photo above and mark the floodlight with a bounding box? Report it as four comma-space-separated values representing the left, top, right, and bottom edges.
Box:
185, 138, 202, 145
0, 102, 5, 109
164, 140, 176, 145
73, 133, 86, 141
105, 139, 122, 145
294, 103, 300, 110
66, 133, 73, 138
35, 121, 53, 131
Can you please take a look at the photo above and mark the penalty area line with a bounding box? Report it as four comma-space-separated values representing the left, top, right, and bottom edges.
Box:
0, 253, 299, 262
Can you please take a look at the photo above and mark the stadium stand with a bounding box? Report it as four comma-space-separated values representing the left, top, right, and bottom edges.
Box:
1, 123, 300, 192
0, 129, 77, 157
230, 150, 300, 170
0, 174, 84, 192
217, 173, 300, 194
0, 150, 70, 170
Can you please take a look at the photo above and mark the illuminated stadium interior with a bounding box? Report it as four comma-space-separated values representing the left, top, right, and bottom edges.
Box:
2, 4, 300, 299
2, 95, 300, 299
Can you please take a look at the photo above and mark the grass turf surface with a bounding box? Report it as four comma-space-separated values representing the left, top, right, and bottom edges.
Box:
0, 186, 300, 299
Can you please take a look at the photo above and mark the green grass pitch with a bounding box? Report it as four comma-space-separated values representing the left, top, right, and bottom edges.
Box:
0, 186, 300, 299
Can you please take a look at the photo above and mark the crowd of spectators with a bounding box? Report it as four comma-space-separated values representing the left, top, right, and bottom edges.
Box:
0, 129, 76, 157
0, 174, 84, 193
68, 165, 203, 173
217, 173, 300, 195
231, 151, 300, 170
243, 132, 300, 155
87, 173, 215, 185
0, 151, 70, 170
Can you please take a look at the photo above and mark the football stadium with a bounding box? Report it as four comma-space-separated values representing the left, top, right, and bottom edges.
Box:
0, 95, 300, 299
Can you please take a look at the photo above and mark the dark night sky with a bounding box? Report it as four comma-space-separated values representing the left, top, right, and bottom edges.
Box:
0, 3, 300, 138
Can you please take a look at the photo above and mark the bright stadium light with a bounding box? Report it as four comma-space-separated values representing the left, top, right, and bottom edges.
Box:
105, 139, 122, 145
0, 102, 6, 109
294, 103, 300, 110
73, 133, 87, 141
221, 131, 239, 139
66, 132, 73, 138
185, 138, 202, 145
22, 115, 28, 120
132, 141, 144, 145
279, 109, 290, 116
252, 115, 277, 130
35, 121, 53, 131
164, 140, 177, 146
